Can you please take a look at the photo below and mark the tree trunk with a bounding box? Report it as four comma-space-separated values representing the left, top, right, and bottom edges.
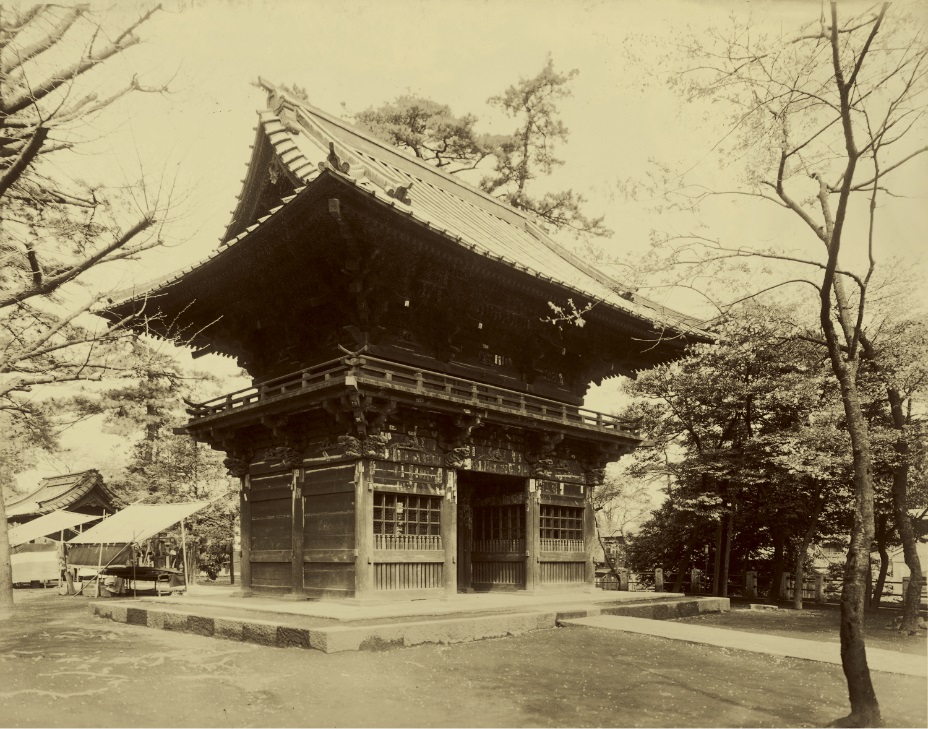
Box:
795, 495, 826, 610
821, 334, 880, 725
885, 387, 923, 633
768, 531, 786, 603
672, 553, 687, 593
871, 542, 888, 611
712, 519, 723, 597
594, 516, 620, 579
721, 507, 733, 598
792, 531, 813, 610
0, 479, 14, 619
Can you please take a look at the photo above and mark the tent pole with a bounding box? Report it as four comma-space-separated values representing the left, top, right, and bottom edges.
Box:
96, 542, 103, 597
181, 519, 189, 592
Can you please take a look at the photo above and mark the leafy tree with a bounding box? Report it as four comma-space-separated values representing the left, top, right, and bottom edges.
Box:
639, 4, 927, 722
353, 57, 610, 238
626, 499, 716, 592
0, 4, 171, 619
355, 96, 493, 173
857, 309, 928, 629
624, 305, 852, 601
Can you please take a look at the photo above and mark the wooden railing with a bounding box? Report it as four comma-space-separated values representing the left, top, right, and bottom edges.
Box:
374, 534, 442, 551
472, 539, 525, 553
185, 354, 640, 438
540, 538, 584, 552
185, 356, 346, 419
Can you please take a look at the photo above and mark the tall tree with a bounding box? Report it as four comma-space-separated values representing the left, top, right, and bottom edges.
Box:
646, 4, 927, 723
0, 4, 169, 619
98, 349, 236, 581
353, 57, 610, 238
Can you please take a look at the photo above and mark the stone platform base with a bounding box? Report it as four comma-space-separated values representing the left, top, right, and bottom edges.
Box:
90, 592, 729, 653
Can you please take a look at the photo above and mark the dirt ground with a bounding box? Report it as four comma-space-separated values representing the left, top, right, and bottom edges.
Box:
0, 589, 925, 728
671, 603, 928, 656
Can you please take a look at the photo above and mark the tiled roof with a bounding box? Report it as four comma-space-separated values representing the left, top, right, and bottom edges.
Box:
5, 470, 119, 519
110, 80, 709, 341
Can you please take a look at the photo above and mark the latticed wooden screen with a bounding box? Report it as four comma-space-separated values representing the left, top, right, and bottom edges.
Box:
539, 504, 584, 550
373, 492, 441, 550
473, 504, 524, 552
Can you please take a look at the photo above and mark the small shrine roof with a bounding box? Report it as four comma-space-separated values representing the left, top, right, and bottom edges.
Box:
109, 79, 709, 342
5, 470, 121, 519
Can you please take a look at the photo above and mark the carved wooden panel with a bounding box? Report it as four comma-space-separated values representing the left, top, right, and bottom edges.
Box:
370, 461, 443, 494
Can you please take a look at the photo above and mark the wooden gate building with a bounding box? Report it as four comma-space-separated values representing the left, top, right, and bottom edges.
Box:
106, 80, 709, 600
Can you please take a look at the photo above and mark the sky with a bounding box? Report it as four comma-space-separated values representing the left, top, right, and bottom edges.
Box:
14, 0, 928, 488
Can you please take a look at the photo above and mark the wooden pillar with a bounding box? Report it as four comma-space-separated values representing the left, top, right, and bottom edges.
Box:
239, 474, 252, 594
583, 492, 595, 591
814, 574, 825, 602
441, 468, 457, 596
654, 568, 664, 593
526, 479, 540, 592
745, 570, 757, 598
290, 468, 304, 597
354, 459, 374, 598
691, 567, 701, 594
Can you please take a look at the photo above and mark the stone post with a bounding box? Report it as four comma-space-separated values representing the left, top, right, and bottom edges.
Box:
745, 570, 757, 598
690, 568, 702, 594
814, 574, 824, 602
781, 572, 790, 600
617, 568, 630, 591
654, 568, 664, 593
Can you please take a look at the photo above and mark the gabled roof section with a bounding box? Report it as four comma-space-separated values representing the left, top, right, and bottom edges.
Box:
112, 79, 709, 341
5, 470, 122, 519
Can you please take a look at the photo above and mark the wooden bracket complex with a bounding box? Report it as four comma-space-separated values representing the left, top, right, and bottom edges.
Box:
439, 412, 482, 468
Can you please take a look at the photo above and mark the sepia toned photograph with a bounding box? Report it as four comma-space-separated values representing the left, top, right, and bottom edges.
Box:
0, 1, 925, 727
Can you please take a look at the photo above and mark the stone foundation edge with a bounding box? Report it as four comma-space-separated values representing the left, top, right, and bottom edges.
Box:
89, 596, 727, 653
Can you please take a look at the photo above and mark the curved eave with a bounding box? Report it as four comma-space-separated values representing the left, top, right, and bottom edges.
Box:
104, 168, 711, 355
319, 169, 712, 346
103, 181, 314, 318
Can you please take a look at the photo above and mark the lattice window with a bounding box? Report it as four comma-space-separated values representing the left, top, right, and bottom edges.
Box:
539, 505, 583, 541
373, 493, 441, 550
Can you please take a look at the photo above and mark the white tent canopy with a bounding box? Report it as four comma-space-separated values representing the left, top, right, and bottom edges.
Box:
67, 501, 211, 545
8, 510, 100, 547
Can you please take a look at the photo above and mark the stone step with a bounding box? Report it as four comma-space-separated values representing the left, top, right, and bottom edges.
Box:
91, 595, 727, 653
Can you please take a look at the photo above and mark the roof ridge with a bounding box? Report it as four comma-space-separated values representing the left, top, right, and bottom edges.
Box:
258, 77, 552, 233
